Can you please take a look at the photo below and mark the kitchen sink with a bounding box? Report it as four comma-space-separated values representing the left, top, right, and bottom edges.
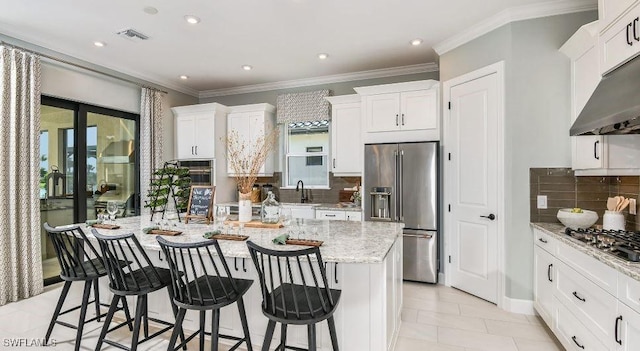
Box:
280, 203, 321, 207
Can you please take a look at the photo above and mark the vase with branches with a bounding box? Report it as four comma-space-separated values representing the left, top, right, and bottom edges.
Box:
224, 129, 278, 222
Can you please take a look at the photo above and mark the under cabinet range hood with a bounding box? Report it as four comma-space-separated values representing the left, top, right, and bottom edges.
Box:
101, 140, 135, 164
571, 55, 640, 136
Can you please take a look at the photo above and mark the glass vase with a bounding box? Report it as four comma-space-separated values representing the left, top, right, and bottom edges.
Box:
238, 191, 252, 223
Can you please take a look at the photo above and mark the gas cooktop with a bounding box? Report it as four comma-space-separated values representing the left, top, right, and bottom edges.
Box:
564, 228, 640, 262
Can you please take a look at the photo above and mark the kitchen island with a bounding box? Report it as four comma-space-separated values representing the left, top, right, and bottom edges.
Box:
83, 216, 404, 351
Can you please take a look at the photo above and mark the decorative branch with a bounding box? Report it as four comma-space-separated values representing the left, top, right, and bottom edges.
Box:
223, 129, 278, 194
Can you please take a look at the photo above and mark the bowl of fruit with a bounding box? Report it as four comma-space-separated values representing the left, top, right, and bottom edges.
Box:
556, 208, 598, 230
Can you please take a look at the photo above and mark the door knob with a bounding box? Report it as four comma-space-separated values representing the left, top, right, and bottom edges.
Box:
480, 214, 496, 220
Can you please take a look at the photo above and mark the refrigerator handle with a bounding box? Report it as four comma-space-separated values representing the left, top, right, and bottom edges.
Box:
399, 150, 404, 221
394, 149, 399, 221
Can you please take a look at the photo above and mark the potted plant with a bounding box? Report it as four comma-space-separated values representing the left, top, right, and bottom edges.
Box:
224, 130, 278, 222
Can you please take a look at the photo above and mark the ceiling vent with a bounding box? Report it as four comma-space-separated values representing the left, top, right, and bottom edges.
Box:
116, 28, 149, 42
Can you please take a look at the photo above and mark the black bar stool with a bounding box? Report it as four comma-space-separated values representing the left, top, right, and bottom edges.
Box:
246, 241, 341, 351
157, 236, 254, 351
92, 230, 185, 351
43, 223, 132, 351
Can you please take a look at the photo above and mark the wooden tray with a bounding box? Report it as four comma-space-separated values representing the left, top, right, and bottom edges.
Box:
209, 234, 249, 241
91, 223, 121, 230
285, 239, 323, 247
225, 220, 283, 229
148, 229, 182, 236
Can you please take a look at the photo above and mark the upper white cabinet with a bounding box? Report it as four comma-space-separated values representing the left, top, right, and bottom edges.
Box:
599, 1, 640, 74
226, 103, 276, 177
172, 103, 228, 160
354, 80, 440, 143
325, 95, 362, 176
598, 0, 638, 33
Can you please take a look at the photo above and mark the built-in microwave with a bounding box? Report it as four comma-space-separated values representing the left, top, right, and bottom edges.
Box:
177, 159, 215, 186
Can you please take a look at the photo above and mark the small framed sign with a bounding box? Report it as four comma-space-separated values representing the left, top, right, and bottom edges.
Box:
185, 185, 215, 224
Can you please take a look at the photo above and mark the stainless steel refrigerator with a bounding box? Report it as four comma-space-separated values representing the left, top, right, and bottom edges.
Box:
364, 142, 438, 283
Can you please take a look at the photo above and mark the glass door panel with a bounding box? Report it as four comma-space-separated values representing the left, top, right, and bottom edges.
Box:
87, 112, 137, 220
39, 104, 75, 284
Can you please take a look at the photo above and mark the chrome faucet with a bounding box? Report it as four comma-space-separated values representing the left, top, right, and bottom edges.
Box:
296, 180, 308, 203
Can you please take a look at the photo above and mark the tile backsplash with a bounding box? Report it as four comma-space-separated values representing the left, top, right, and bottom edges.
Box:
253, 172, 361, 204
530, 168, 640, 229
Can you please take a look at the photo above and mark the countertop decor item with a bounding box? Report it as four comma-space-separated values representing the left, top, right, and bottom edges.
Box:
144, 161, 191, 222
603, 210, 626, 231
224, 129, 278, 222
261, 191, 280, 224
225, 220, 283, 229
556, 208, 598, 229
285, 238, 324, 247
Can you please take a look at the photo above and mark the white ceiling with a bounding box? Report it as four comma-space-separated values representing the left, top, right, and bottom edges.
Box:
0, 0, 592, 95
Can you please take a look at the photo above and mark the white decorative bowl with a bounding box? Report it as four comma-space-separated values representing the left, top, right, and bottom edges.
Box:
556, 208, 598, 229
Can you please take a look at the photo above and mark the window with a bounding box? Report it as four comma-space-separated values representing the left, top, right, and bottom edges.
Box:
285, 120, 330, 188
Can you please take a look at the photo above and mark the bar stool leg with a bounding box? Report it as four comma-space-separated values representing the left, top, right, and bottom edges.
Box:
93, 278, 101, 322
74, 280, 93, 351
130, 295, 146, 351
168, 308, 186, 351
45, 281, 71, 344
210, 309, 220, 351
327, 317, 339, 351
94, 295, 120, 351
279, 324, 287, 351
167, 288, 187, 350
237, 297, 253, 351
199, 311, 206, 351
262, 320, 276, 351
143, 297, 149, 338
121, 297, 134, 331
307, 324, 317, 351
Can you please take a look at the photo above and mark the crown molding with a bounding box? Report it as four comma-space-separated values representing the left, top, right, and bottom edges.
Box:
198, 63, 439, 99
433, 0, 598, 56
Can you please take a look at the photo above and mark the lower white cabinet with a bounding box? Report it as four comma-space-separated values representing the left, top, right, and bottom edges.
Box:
533, 228, 640, 351
282, 205, 316, 220
315, 210, 362, 222
345, 212, 362, 222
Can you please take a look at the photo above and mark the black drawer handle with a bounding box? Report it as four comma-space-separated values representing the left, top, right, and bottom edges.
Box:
635, 17, 640, 41
594, 140, 600, 160
234, 257, 239, 272
538, 238, 548, 244
628, 22, 634, 46
325, 214, 336, 217
572, 336, 585, 349
573, 291, 586, 302
243, 258, 247, 273
547, 264, 553, 282
615, 316, 623, 345
334, 263, 338, 284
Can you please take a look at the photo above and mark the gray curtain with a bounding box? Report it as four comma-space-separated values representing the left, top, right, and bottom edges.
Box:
0, 46, 43, 305
140, 88, 164, 213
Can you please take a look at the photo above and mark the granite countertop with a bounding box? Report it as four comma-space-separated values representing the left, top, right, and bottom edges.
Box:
81, 215, 402, 263
216, 202, 362, 212
531, 222, 640, 281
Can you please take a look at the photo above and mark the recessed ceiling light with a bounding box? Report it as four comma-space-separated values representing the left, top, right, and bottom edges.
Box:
411, 39, 423, 46
143, 6, 158, 15
93, 41, 105, 47
242, 65, 253, 71
184, 15, 201, 24
318, 53, 329, 60
179, 75, 189, 80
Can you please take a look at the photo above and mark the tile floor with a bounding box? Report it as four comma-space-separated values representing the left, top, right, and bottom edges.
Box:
0, 282, 563, 350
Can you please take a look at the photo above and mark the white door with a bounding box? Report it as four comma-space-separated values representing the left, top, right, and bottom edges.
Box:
194, 113, 215, 158
176, 115, 195, 159
331, 102, 361, 174
366, 93, 400, 132
446, 68, 501, 304
619, 302, 640, 351
533, 246, 554, 323
400, 90, 437, 131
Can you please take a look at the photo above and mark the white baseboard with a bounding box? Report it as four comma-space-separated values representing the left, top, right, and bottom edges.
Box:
438, 272, 446, 285
503, 297, 536, 315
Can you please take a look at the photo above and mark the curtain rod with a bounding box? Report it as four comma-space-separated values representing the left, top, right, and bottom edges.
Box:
0, 41, 168, 94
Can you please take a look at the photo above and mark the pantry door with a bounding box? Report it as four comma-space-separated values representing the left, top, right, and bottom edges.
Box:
444, 62, 504, 305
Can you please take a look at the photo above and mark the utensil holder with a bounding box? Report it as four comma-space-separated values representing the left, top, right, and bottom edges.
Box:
603, 210, 625, 231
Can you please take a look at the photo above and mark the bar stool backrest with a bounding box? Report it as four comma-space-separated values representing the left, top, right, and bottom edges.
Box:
246, 241, 335, 321
43, 223, 102, 280
91, 230, 163, 294
156, 236, 238, 307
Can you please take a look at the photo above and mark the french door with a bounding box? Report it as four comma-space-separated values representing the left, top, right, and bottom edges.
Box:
40, 96, 140, 284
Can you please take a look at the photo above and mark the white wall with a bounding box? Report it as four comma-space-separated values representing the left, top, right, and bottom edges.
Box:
439, 10, 597, 300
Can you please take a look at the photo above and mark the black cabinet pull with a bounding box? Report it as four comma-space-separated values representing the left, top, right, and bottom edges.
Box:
333, 158, 336, 168
594, 140, 600, 160
158, 251, 163, 262
191, 146, 194, 155
395, 114, 399, 126
547, 264, 553, 282
401, 113, 405, 126
538, 238, 548, 243
615, 316, 623, 345
573, 291, 586, 302
334, 263, 338, 284
628, 22, 634, 46
242, 258, 247, 273
634, 17, 640, 41
325, 214, 336, 217
234, 257, 239, 271
572, 336, 585, 349
195, 145, 198, 155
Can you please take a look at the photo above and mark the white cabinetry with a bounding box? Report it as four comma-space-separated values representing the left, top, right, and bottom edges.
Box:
315, 209, 362, 222
354, 80, 440, 144
599, 0, 638, 32
533, 227, 640, 351
325, 95, 362, 176
281, 204, 316, 219
172, 103, 227, 160
345, 211, 362, 222
226, 103, 276, 176
599, 1, 640, 74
